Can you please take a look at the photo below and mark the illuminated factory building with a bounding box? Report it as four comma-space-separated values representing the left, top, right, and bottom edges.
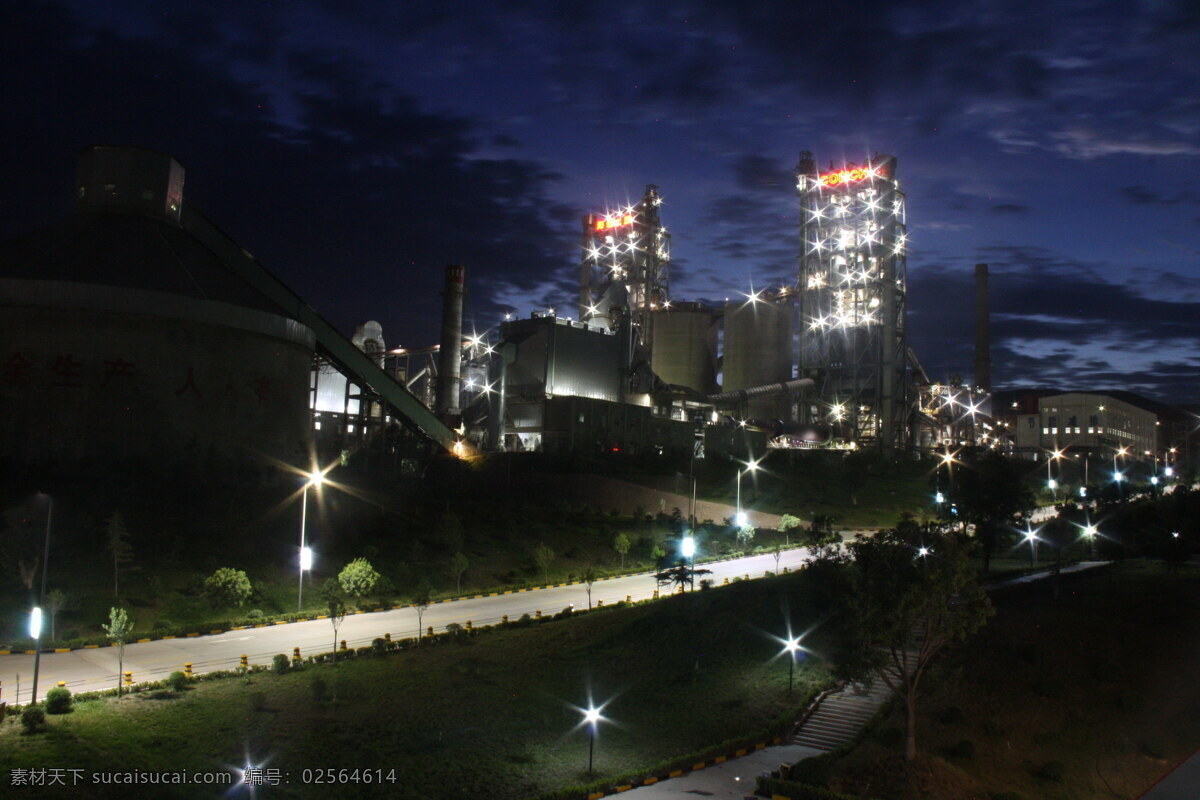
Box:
796, 153, 908, 450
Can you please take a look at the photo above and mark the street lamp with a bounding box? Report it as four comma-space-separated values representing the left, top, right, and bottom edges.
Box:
682, 536, 696, 590
30, 492, 52, 705
581, 705, 603, 774
1082, 523, 1098, 559
298, 470, 325, 612
29, 606, 42, 704
1023, 525, 1039, 568
736, 457, 760, 529
782, 635, 803, 695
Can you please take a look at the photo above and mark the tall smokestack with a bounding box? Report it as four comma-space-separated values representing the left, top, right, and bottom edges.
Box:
436, 264, 465, 419
974, 263, 991, 392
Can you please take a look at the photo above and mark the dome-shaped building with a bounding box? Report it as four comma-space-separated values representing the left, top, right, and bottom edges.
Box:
0, 146, 315, 475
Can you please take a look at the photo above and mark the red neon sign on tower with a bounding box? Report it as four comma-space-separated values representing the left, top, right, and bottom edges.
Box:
594, 213, 634, 232
818, 166, 876, 187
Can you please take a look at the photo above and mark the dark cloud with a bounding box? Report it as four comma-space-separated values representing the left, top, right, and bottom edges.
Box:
1119, 185, 1200, 205
0, 1, 577, 346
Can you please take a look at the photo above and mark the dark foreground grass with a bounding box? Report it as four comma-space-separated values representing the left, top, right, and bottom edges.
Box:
821, 561, 1200, 800
1, 574, 833, 800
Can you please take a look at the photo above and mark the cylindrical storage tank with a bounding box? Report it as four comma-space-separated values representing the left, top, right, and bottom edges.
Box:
722, 297, 794, 420
0, 147, 315, 477
651, 304, 717, 394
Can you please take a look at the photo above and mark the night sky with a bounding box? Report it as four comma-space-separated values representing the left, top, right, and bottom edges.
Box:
2, 1, 1198, 403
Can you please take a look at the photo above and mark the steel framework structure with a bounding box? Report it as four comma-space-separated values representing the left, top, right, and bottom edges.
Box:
796, 152, 908, 450
579, 184, 670, 349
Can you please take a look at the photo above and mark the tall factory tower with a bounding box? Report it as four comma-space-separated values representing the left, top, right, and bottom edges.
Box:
579, 185, 671, 347
796, 152, 908, 450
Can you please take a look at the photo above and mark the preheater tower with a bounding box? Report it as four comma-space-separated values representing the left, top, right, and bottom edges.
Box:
579, 185, 670, 348
796, 152, 907, 449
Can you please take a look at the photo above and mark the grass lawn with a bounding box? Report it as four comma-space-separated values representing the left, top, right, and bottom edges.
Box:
815, 560, 1200, 800
1, 572, 834, 799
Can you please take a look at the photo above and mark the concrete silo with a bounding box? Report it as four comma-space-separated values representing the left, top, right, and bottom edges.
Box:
0, 146, 315, 474
721, 295, 794, 420
650, 303, 718, 394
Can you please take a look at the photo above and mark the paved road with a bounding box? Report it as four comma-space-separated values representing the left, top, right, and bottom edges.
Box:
0, 548, 815, 705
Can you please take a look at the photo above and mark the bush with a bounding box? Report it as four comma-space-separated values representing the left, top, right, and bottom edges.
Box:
371, 638, 387, 655
339, 558, 382, 599
939, 705, 966, 724
21, 705, 46, 733
204, 567, 253, 608
757, 777, 861, 799
787, 754, 834, 787
1035, 761, 1066, 782
167, 671, 188, 692
44, 687, 72, 715
247, 609, 263, 619
949, 739, 976, 759
311, 677, 328, 702
272, 654, 290, 675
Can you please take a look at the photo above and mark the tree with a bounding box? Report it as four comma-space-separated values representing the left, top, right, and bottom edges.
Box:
650, 544, 667, 568
338, 558, 381, 600
777, 514, 804, 545
948, 452, 1036, 573
583, 566, 597, 610
655, 560, 712, 592
105, 511, 135, 597
804, 514, 841, 558
532, 543, 555, 584
832, 523, 993, 761
772, 544, 783, 574
414, 580, 433, 642
204, 567, 252, 608
1, 506, 42, 592
613, 532, 631, 570
320, 579, 348, 666
46, 589, 66, 641
448, 552, 469, 594
736, 524, 756, 551
102, 607, 134, 696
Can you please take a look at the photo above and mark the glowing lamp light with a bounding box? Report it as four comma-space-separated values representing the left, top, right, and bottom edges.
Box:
735, 511, 749, 528
682, 536, 695, 558
1047, 479, 1058, 490
1113, 471, 1124, 482
783, 636, 802, 655
1165, 466, 1175, 477
29, 606, 42, 639
918, 546, 930, 557
1079, 487, 1088, 498
1151, 476, 1159, 485
300, 547, 313, 571
935, 492, 945, 504
582, 706, 602, 726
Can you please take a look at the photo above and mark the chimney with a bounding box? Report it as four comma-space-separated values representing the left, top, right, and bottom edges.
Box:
436, 264, 465, 419
974, 263, 991, 392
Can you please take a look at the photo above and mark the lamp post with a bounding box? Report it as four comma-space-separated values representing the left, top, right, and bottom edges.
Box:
298, 470, 324, 612
582, 705, 602, 774
30, 493, 52, 705
1023, 525, 1039, 568
1083, 523, 1098, 559
783, 636, 802, 695
682, 536, 696, 591
735, 458, 759, 529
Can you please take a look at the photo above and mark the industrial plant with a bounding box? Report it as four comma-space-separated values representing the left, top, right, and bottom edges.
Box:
1, 146, 1191, 477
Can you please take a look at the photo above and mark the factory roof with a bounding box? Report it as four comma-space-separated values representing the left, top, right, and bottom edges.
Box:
0, 210, 290, 318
